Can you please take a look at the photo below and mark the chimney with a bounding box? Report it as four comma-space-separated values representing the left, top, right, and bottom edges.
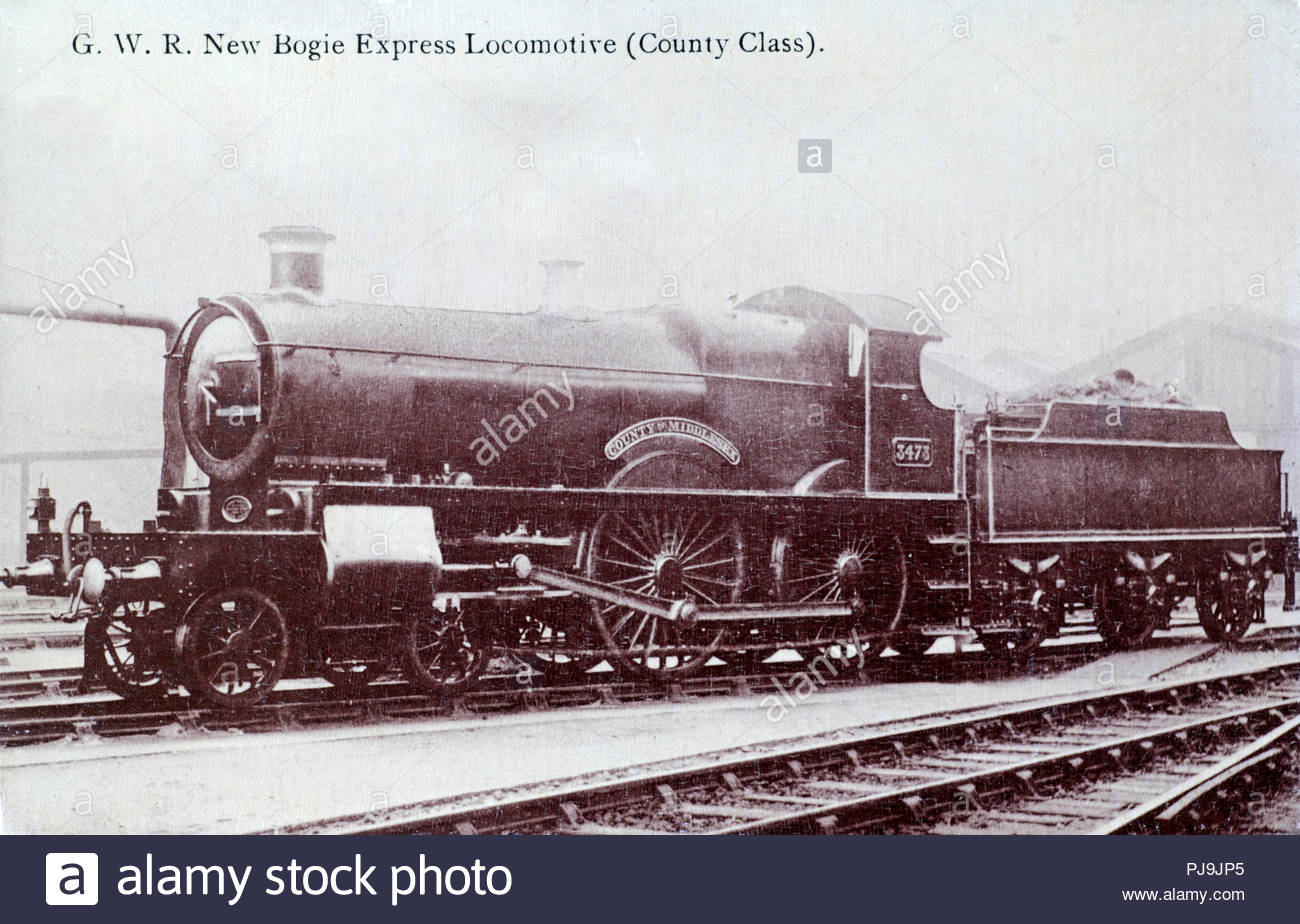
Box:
539, 259, 586, 316
259, 226, 335, 295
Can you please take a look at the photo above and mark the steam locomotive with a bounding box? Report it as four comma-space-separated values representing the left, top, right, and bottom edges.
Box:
2, 227, 1292, 706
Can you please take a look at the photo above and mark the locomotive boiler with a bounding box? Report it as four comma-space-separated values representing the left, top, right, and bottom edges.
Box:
2, 227, 1292, 706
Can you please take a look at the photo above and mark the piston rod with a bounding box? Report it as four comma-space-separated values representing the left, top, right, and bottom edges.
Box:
509, 556, 855, 626
510, 556, 695, 622
678, 600, 856, 625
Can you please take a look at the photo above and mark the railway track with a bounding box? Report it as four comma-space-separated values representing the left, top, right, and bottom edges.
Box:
0, 666, 83, 699
0, 624, 83, 651
0, 639, 1107, 746
1094, 712, 1300, 835
3, 625, 1299, 747
274, 659, 1300, 835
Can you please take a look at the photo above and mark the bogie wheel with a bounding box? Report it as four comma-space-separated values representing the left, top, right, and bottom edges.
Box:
1094, 575, 1166, 649
175, 586, 290, 708
88, 597, 170, 700
401, 609, 490, 694
1196, 572, 1261, 643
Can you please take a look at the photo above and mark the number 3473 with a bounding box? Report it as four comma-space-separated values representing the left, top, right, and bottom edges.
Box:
891, 437, 932, 467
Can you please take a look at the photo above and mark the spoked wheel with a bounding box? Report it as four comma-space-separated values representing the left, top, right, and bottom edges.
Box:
175, 587, 289, 708
1197, 572, 1262, 643
401, 609, 490, 694
1094, 576, 1166, 649
88, 597, 170, 701
773, 528, 908, 666
773, 528, 907, 629
588, 508, 744, 678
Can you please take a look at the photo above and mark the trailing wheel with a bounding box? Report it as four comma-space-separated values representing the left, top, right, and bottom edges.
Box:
175, 586, 289, 707
588, 508, 744, 678
401, 608, 489, 694
87, 596, 170, 701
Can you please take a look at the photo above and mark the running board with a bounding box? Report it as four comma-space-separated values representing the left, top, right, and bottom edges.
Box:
508, 555, 855, 626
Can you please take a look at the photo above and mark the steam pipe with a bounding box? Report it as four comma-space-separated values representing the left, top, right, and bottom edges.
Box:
0, 300, 182, 347
0, 300, 188, 486
62, 500, 92, 579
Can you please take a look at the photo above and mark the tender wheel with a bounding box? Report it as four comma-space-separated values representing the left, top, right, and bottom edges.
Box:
401, 609, 489, 694
978, 622, 1050, 658
588, 507, 743, 678
978, 589, 1060, 659
175, 587, 289, 708
1094, 574, 1165, 649
88, 597, 170, 700
1197, 572, 1262, 643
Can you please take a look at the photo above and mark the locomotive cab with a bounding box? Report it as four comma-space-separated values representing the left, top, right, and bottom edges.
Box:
733, 286, 960, 498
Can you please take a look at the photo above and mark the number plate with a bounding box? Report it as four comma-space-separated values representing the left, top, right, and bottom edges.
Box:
891, 437, 933, 467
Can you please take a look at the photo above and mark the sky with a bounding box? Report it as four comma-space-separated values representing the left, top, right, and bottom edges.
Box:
0, 0, 1297, 551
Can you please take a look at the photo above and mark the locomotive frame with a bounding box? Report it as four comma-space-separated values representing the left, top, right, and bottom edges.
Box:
2, 227, 1292, 707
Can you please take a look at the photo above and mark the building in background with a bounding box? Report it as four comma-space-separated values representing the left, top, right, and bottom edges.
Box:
922, 345, 1061, 411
